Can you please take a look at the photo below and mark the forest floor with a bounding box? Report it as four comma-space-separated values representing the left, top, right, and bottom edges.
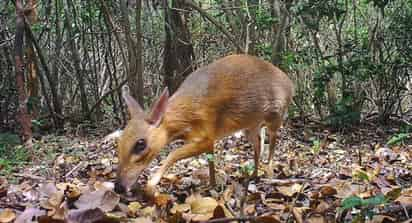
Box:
0, 118, 412, 223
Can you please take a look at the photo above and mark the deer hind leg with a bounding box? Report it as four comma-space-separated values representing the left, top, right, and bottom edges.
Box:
244, 127, 261, 180
265, 114, 283, 178
207, 151, 216, 186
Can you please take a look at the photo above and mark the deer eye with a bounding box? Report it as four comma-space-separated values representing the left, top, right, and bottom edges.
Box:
133, 139, 147, 154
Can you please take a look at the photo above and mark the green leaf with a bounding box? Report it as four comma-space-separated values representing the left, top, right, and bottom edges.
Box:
385, 188, 402, 201
361, 194, 386, 206
387, 133, 409, 146
311, 139, 321, 154
341, 195, 363, 210
241, 163, 255, 176
353, 169, 370, 182
206, 154, 214, 161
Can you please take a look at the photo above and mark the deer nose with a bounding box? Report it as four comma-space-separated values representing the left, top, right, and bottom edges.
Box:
114, 180, 126, 193
115, 170, 137, 193
115, 168, 128, 193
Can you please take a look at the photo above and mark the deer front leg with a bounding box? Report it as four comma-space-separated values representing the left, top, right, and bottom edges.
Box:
146, 138, 213, 195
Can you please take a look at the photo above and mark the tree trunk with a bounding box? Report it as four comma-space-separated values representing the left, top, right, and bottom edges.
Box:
135, 0, 144, 106
163, 0, 195, 94
270, 0, 289, 66
26, 0, 39, 119
65, 0, 90, 118
119, 0, 144, 105
14, 0, 33, 143
50, 0, 64, 128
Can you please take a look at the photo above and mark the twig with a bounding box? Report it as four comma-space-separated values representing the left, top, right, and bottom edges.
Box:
200, 216, 258, 223
0, 203, 26, 211
65, 161, 85, 178
260, 178, 309, 185
401, 203, 410, 219
201, 210, 277, 223
13, 173, 46, 181
381, 203, 412, 218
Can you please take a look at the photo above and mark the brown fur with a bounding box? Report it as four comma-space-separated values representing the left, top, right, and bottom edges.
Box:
117, 54, 294, 193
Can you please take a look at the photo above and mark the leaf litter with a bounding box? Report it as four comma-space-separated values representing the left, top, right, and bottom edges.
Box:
0, 119, 411, 222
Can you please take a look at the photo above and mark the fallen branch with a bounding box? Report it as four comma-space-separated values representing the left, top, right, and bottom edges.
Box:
380, 203, 412, 218
65, 161, 85, 178
200, 212, 277, 223
200, 216, 258, 223
260, 178, 309, 185
13, 173, 46, 181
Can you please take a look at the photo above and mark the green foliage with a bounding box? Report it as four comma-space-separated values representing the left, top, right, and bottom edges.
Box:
0, 133, 29, 175
344, 194, 386, 207
340, 194, 387, 220
206, 153, 214, 162
27, 96, 40, 113
327, 95, 361, 128
387, 133, 409, 146
352, 169, 370, 182
311, 138, 321, 154
240, 162, 255, 177
255, 7, 277, 29
255, 43, 272, 61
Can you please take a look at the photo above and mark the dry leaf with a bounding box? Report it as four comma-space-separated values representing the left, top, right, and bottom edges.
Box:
94, 181, 115, 191
306, 213, 326, 223
277, 183, 303, 197
255, 215, 281, 223
292, 207, 305, 223
0, 209, 16, 223
244, 204, 255, 215
63, 184, 81, 200
315, 200, 330, 213
190, 197, 218, 214
335, 181, 365, 198
66, 208, 107, 223
140, 206, 156, 217
127, 202, 142, 217
371, 215, 396, 223
319, 185, 337, 197
154, 193, 172, 207
181, 195, 219, 222
170, 203, 191, 214
38, 183, 58, 198
132, 217, 153, 223
40, 191, 65, 217
15, 208, 45, 223
74, 189, 119, 212
395, 187, 412, 207
211, 205, 226, 219
223, 184, 234, 202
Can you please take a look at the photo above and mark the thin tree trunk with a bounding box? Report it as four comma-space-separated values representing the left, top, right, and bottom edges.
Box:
65, 0, 90, 118
163, 0, 195, 93
119, 0, 144, 105
25, 20, 63, 127
185, 0, 243, 53
14, 0, 33, 143
135, 0, 144, 106
270, 0, 288, 66
50, 0, 64, 128
26, 0, 39, 119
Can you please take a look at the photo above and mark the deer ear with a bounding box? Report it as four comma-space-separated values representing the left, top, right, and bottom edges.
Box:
146, 87, 169, 127
122, 85, 144, 119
